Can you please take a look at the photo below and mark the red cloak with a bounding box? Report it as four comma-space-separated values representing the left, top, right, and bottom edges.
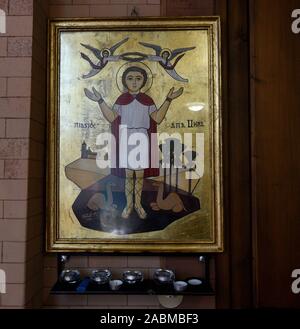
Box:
111, 92, 159, 178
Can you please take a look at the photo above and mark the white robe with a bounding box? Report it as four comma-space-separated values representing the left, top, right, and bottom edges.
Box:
113, 98, 157, 170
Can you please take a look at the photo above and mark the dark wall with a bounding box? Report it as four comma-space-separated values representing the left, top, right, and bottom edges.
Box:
250, 0, 300, 308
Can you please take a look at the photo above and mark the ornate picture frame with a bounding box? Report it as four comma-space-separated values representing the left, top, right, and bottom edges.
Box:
46, 17, 223, 253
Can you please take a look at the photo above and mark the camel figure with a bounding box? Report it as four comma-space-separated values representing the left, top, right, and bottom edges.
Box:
85, 182, 118, 223
150, 182, 186, 213
87, 182, 116, 211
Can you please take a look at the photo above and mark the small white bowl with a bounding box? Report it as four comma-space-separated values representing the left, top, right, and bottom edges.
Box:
173, 280, 188, 292
109, 279, 123, 290
187, 278, 202, 286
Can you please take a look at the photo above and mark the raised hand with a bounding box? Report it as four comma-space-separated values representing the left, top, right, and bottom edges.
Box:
167, 87, 184, 101
84, 87, 116, 123
84, 87, 103, 102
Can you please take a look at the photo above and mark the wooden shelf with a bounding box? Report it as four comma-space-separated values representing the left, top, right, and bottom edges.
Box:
51, 254, 214, 296
51, 279, 214, 296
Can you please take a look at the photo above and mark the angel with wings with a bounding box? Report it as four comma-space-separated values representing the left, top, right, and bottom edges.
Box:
80, 37, 129, 79
139, 42, 196, 82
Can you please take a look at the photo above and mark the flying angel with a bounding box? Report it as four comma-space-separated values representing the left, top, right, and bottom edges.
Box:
139, 41, 195, 82
80, 37, 129, 79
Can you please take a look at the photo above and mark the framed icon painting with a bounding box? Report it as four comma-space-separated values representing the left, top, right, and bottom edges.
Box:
46, 17, 223, 253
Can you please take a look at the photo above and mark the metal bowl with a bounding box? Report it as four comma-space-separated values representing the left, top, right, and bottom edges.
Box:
122, 271, 143, 285
59, 269, 81, 284
90, 269, 112, 285
153, 269, 175, 284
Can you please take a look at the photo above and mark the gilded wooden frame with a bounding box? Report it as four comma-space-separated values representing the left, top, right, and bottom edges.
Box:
46, 17, 223, 253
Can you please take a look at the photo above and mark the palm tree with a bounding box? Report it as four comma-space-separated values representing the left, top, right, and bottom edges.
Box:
183, 150, 198, 194
159, 138, 186, 194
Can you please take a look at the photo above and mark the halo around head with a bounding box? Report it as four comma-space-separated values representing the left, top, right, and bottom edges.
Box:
116, 62, 153, 93
101, 48, 111, 57
160, 48, 172, 58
